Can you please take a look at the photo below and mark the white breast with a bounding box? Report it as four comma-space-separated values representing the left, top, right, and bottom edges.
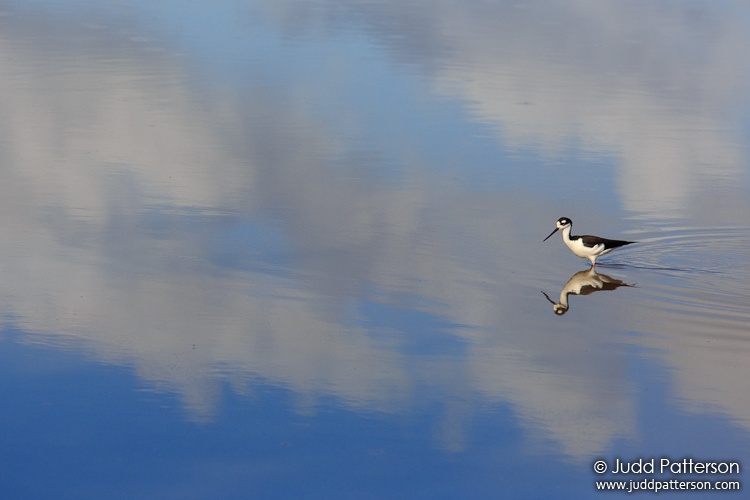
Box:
565, 238, 604, 259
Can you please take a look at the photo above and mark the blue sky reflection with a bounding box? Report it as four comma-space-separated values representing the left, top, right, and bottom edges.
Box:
2, 1, 750, 497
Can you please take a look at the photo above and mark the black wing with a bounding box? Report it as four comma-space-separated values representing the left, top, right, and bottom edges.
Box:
578, 235, 635, 249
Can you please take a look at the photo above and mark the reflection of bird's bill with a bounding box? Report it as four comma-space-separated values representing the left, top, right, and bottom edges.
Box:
543, 227, 559, 241
541, 290, 569, 315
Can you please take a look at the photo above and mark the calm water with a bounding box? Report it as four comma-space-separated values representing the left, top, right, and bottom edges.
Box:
2, 1, 750, 498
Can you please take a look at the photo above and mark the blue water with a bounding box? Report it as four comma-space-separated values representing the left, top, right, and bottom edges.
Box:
1, 1, 750, 498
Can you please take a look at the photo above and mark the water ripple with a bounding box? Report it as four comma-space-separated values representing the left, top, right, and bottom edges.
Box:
625, 226, 750, 327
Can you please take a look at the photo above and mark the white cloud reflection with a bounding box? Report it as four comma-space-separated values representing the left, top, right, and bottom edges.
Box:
264, 0, 750, 218
1, 1, 749, 461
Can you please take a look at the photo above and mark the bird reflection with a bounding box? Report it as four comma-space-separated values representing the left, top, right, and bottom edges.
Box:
541, 268, 633, 315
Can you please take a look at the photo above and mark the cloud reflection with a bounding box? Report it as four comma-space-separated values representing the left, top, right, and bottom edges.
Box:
261, 0, 750, 219
1, 1, 749, 462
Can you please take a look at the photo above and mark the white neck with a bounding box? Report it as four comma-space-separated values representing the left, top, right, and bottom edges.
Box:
561, 225, 572, 242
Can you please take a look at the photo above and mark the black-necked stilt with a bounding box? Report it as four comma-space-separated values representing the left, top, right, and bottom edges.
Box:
543, 217, 635, 266
541, 268, 633, 315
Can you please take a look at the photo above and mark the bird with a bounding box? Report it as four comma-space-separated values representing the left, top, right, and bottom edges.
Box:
541, 268, 633, 315
543, 217, 635, 267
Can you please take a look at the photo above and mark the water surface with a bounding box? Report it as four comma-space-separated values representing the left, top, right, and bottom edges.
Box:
1, 1, 749, 498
